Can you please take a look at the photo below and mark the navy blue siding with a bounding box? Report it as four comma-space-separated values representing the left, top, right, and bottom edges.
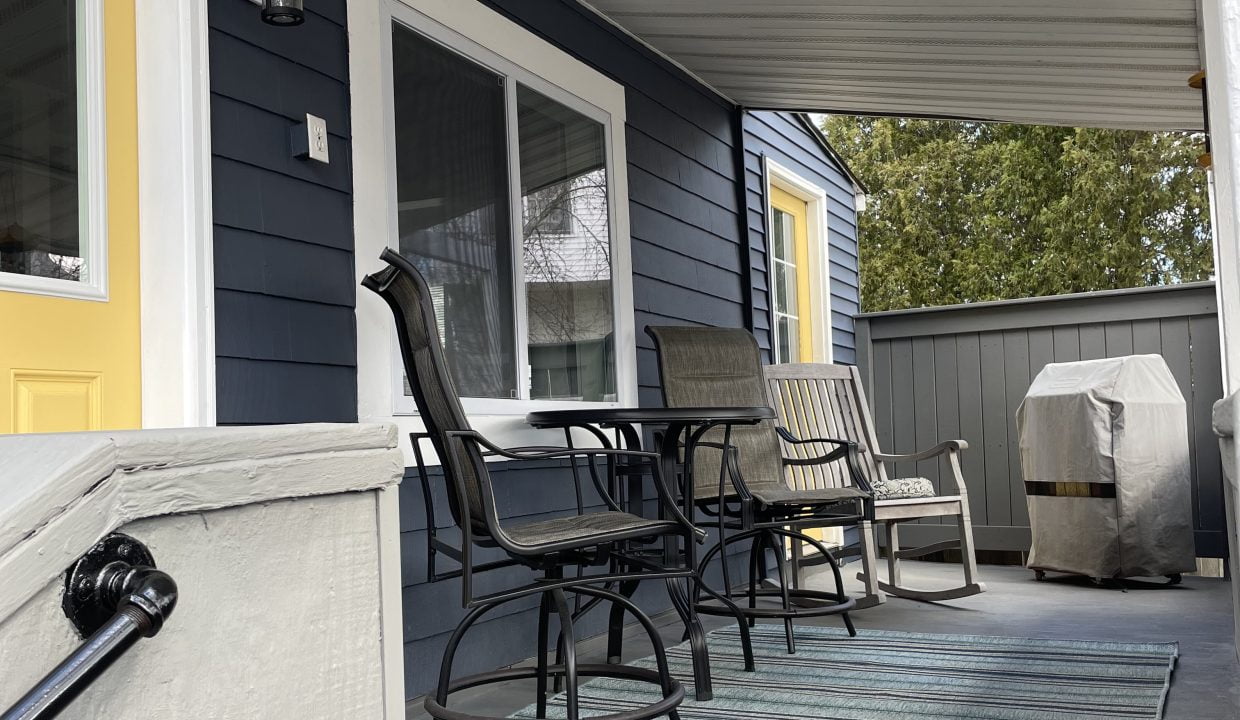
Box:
742, 112, 861, 365
208, 0, 357, 423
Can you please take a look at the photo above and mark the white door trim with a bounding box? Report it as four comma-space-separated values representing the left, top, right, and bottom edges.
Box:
135, 0, 217, 428
765, 156, 833, 364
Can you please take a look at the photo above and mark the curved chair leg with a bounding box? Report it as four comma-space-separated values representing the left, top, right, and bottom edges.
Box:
685, 532, 759, 672
576, 586, 684, 720
747, 532, 764, 628
778, 527, 858, 638
769, 529, 796, 654
607, 579, 639, 663
694, 580, 756, 671
820, 536, 857, 637
666, 576, 712, 701
551, 589, 579, 720
536, 592, 552, 719
434, 600, 502, 708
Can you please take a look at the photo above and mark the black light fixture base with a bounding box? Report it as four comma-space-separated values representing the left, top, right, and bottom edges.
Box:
262, 0, 305, 26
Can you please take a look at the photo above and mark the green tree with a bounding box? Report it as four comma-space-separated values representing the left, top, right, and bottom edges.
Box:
819, 117, 1213, 312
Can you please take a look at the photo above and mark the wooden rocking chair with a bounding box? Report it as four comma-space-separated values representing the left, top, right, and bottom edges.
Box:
763, 363, 985, 606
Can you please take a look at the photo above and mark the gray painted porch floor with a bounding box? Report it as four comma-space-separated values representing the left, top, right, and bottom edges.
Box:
406, 561, 1239, 719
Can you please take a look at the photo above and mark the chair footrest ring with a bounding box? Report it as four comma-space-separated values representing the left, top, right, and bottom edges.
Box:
693, 588, 856, 619
424, 663, 684, 720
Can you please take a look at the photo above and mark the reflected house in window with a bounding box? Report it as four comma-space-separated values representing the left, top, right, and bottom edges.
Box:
391, 24, 616, 404
519, 87, 615, 401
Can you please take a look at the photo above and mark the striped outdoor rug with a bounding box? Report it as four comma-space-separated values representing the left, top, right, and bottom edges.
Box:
512, 625, 1178, 719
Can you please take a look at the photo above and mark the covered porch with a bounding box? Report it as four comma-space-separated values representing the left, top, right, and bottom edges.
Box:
3, 1, 1238, 719
396, 0, 1240, 716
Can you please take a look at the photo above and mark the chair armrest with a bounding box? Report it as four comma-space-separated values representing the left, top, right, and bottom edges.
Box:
446, 430, 707, 542
774, 426, 869, 463
872, 440, 968, 464
784, 444, 851, 467
456, 430, 659, 462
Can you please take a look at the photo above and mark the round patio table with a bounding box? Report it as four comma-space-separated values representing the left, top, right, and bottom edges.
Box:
526, 405, 774, 702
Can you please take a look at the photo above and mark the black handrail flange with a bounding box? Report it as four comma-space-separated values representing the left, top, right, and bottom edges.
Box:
62, 534, 158, 637
2, 533, 178, 720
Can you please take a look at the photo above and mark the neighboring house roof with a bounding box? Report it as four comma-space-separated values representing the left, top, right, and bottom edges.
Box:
792, 113, 868, 196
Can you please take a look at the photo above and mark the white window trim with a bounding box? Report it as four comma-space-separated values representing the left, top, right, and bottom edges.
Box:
351, 0, 636, 461
134, 0, 217, 427
0, 0, 108, 301
765, 156, 833, 364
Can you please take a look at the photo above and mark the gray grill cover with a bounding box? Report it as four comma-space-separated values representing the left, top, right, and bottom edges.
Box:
1017, 355, 1196, 578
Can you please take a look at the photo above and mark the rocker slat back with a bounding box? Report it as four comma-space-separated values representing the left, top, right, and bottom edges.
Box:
763, 363, 889, 491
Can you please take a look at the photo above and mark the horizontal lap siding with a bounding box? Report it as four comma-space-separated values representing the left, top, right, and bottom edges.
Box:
208, 0, 356, 424
400, 0, 750, 699
855, 284, 1226, 557
741, 112, 861, 365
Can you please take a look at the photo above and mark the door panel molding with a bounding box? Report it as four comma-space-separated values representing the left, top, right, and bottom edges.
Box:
12, 370, 103, 433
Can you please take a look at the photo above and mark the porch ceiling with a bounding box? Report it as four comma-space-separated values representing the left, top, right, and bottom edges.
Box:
584, 0, 1206, 131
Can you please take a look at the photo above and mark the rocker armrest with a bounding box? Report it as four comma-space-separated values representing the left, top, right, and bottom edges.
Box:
873, 439, 969, 463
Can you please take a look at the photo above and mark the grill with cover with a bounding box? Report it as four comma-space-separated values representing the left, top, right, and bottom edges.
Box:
1017, 355, 1196, 581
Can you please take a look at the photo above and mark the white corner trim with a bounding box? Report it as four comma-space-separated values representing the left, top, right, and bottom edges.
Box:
135, 0, 217, 428
764, 156, 834, 364
351, 0, 634, 462
1201, 0, 1240, 393
374, 486, 406, 719
0, 0, 108, 301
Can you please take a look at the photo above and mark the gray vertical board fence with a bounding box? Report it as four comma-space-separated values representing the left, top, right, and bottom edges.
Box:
854, 282, 1227, 558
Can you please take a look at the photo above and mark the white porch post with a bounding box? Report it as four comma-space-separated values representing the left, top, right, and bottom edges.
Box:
1200, 0, 1240, 660
135, 0, 217, 428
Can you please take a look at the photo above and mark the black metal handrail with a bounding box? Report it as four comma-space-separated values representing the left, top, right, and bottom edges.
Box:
1, 535, 178, 720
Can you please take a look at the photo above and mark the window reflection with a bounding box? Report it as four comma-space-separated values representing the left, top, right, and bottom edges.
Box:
391, 25, 517, 399
518, 85, 615, 401
0, 1, 82, 282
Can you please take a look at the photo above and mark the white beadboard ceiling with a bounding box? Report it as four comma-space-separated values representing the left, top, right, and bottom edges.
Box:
584, 0, 1206, 131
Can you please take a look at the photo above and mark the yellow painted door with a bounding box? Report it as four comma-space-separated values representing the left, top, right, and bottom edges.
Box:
0, 2, 141, 434
768, 185, 815, 364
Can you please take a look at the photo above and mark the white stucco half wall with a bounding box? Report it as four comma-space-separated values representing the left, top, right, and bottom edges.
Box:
0, 424, 406, 717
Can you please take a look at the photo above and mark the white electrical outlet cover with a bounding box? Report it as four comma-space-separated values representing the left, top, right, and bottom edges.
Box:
306, 113, 329, 164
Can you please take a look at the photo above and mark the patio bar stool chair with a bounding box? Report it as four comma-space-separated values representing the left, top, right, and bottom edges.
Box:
763, 362, 985, 606
364, 249, 701, 720
646, 325, 868, 654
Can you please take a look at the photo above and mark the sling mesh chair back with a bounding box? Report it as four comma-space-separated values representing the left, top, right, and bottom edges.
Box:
764, 362, 985, 606
364, 248, 696, 720
646, 325, 869, 653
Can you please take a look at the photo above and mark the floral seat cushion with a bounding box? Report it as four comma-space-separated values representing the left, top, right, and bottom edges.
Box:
872, 476, 937, 500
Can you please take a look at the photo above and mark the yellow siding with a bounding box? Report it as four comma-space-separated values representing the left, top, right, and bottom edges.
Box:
0, 1, 141, 434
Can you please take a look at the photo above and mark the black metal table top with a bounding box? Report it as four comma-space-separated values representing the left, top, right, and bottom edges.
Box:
526, 406, 774, 428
